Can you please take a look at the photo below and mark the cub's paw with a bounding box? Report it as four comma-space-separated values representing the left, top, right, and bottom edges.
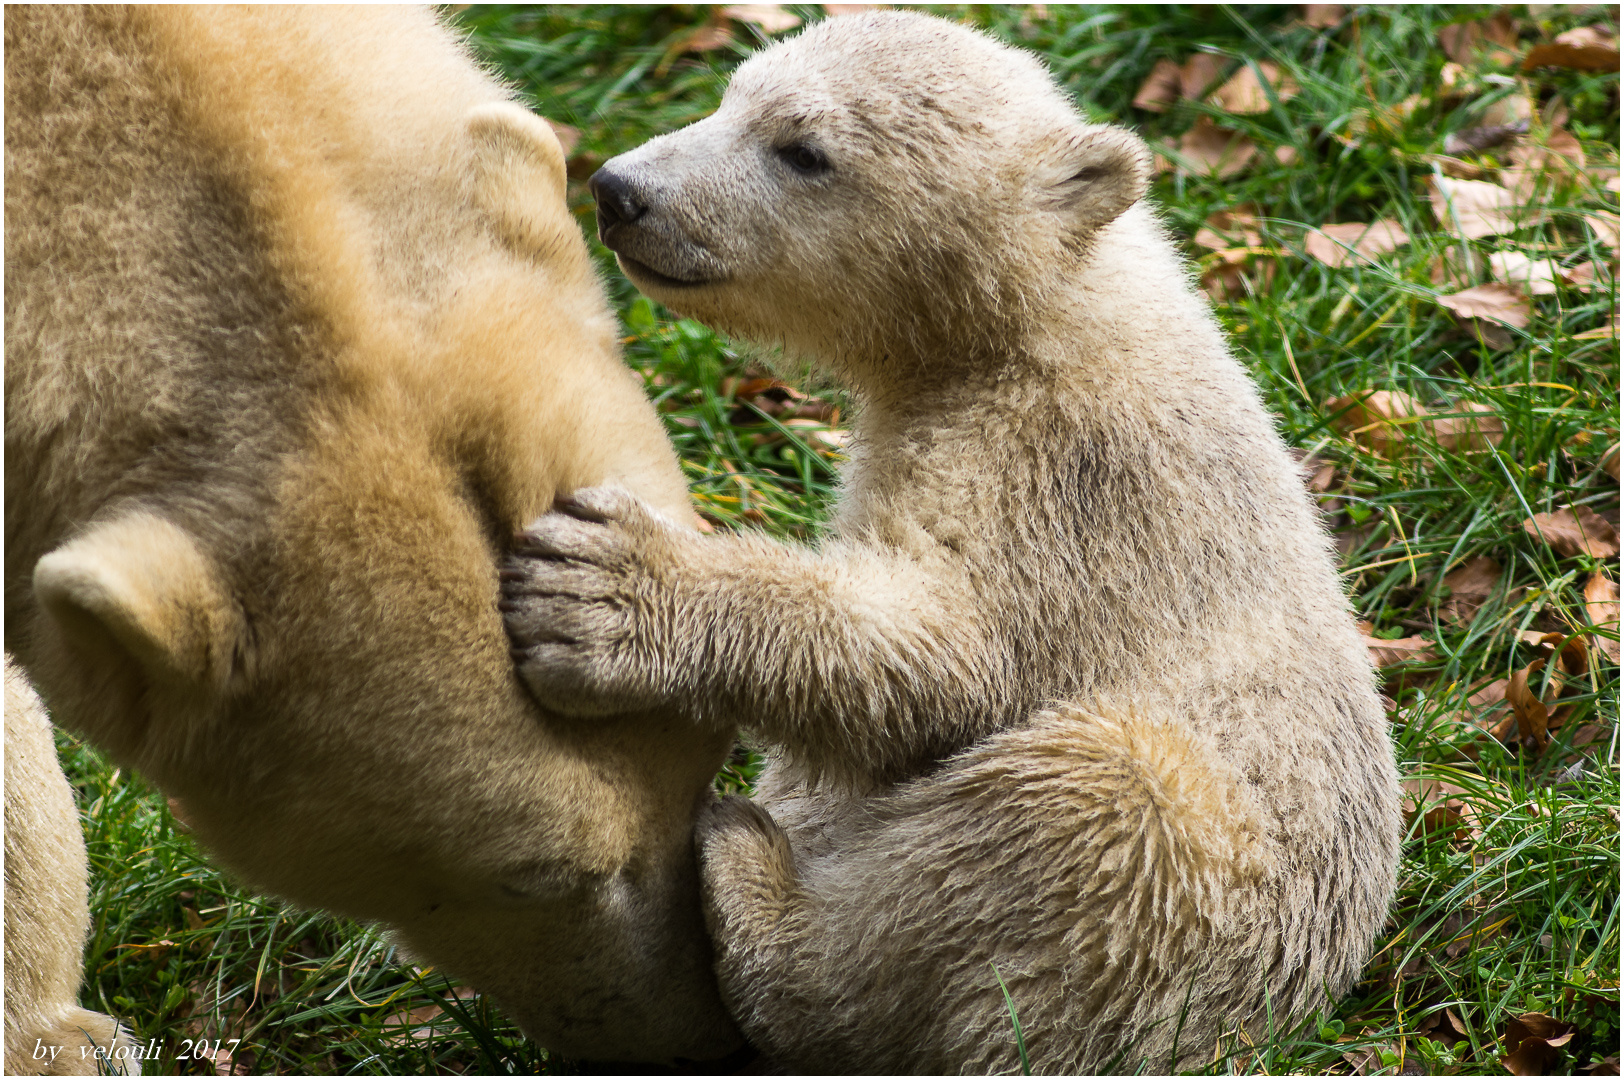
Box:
498, 486, 683, 716
697, 796, 799, 941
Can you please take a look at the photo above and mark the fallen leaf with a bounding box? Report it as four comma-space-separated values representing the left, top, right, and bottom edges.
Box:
1522, 505, 1621, 558
1402, 775, 1478, 839
1343, 1042, 1404, 1076
1489, 250, 1563, 295
1507, 660, 1555, 748
1442, 554, 1503, 625
1469, 677, 1517, 740
1586, 210, 1620, 252
1326, 390, 1504, 455
1604, 444, 1620, 481
1429, 243, 1488, 288
1273, 145, 1299, 165
1562, 260, 1611, 291
1193, 205, 1262, 249
1431, 175, 1535, 238
1362, 631, 1437, 670
1481, 90, 1536, 128
1439, 13, 1520, 65
1437, 283, 1532, 349
1209, 59, 1300, 114
680, 16, 736, 53
1179, 53, 1229, 101
1593, 1053, 1621, 1075
1199, 247, 1275, 302
1302, 5, 1344, 29
1177, 116, 1257, 178
1583, 572, 1621, 664
1305, 219, 1410, 267
1523, 26, 1620, 71
1502, 129, 1588, 203
1327, 390, 1424, 457
1132, 58, 1182, 112
821, 4, 875, 15
1430, 401, 1505, 451
1502, 1012, 1577, 1076
1573, 314, 1619, 341
722, 4, 802, 34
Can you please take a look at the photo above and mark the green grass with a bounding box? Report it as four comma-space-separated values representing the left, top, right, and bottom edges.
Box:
64, 4, 1617, 1073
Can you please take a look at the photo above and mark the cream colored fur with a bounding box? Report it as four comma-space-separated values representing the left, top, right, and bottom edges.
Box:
502, 11, 1402, 1072
5, 6, 740, 1063
5, 658, 140, 1075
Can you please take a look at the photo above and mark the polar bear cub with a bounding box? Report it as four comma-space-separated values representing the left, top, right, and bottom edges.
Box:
502, 11, 1401, 1073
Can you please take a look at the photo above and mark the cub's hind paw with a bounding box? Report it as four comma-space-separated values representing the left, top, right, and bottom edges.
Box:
697, 796, 799, 938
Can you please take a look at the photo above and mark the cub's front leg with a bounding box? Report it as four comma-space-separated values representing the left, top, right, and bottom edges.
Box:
501, 484, 1002, 784
499, 486, 701, 717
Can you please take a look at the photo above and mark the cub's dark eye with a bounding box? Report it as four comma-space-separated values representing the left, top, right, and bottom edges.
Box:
778, 142, 830, 175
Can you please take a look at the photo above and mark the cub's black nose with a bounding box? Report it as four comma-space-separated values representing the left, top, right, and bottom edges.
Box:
589, 167, 647, 240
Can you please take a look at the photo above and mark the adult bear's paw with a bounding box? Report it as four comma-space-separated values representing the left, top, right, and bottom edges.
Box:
499, 485, 684, 716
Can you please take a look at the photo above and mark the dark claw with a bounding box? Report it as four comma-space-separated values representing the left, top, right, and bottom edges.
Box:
554, 494, 612, 524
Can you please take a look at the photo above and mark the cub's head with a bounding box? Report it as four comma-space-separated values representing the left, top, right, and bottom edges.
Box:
591, 10, 1151, 370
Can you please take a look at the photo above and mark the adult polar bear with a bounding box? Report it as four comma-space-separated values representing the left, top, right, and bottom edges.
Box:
5, 5, 741, 1065
502, 10, 1404, 1073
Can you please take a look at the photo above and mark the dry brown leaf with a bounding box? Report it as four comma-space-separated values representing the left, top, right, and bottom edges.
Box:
1437, 283, 1532, 349
1301, 5, 1344, 29
1489, 250, 1563, 294
1442, 554, 1504, 625
1502, 129, 1588, 203
1273, 145, 1299, 165
1562, 260, 1611, 291
1132, 57, 1182, 112
1506, 659, 1556, 749
1482, 91, 1536, 129
1522, 504, 1621, 558
1523, 30, 1621, 71
1439, 13, 1520, 65
1583, 572, 1621, 664
1502, 1012, 1578, 1075
1179, 53, 1228, 101
821, 3, 875, 14
1199, 247, 1275, 302
1431, 175, 1533, 238
1209, 60, 1300, 114
1603, 444, 1620, 481
1469, 677, 1517, 741
1431, 401, 1505, 451
722, 4, 802, 34
1593, 1053, 1622, 1075
1304, 219, 1410, 267
1193, 205, 1262, 249
1402, 775, 1481, 839
1429, 243, 1488, 288
1362, 631, 1437, 670
1574, 314, 1619, 341
1586, 210, 1620, 252
680, 17, 736, 52
1177, 116, 1256, 178
1327, 390, 1503, 455
1327, 390, 1425, 457
1342, 1042, 1403, 1076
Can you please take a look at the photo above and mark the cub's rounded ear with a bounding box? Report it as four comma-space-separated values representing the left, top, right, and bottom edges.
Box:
34, 512, 242, 694
1045, 124, 1152, 234
466, 102, 573, 259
